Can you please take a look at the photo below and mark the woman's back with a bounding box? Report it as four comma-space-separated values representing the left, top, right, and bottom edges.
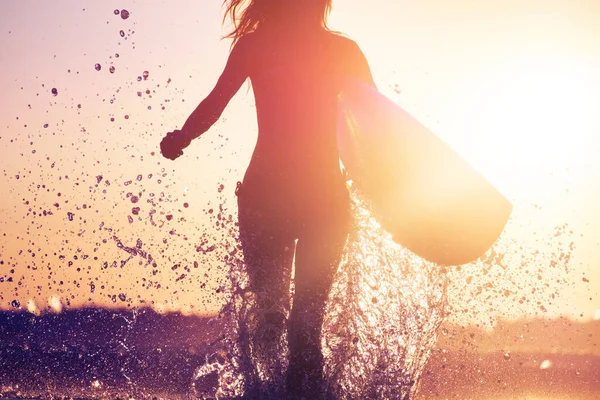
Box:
240, 28, 374, 206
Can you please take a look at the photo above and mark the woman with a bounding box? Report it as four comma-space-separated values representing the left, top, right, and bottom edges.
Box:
160, 1, 375, 397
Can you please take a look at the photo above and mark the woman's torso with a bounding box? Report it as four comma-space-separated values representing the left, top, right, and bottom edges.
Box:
240, 28, 355, 210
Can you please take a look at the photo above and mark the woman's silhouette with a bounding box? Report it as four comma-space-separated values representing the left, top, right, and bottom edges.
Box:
161, 1, 375, 398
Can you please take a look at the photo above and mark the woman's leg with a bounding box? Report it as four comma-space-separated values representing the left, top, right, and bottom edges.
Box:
237, 196, 296, 393
286, 208, 350, 398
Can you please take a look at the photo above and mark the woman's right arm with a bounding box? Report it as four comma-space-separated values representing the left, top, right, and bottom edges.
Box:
160, 35, 251, 160
179, 35, 251, 141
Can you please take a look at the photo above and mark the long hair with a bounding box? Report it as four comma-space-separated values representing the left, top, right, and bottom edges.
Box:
222, 0, 334, 46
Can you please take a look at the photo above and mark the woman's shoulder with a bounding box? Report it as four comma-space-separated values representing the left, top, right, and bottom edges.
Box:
228, 32, 259, 59
325, 31, 361, 52
323, 32, 364, 60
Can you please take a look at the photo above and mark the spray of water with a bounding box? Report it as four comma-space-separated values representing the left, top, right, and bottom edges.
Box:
192, 187, 447, 399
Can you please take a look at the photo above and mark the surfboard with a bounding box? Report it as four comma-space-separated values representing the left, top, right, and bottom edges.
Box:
337, 80, 512, 266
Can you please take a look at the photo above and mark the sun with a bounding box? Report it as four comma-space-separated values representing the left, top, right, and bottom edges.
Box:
460, 51, 597, 201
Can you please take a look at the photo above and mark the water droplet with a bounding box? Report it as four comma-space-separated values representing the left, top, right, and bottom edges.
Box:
142, 70, 149, 80
124, 115, 129, 119
43, 123, 48, 128
51, 88, 58, 96
94, 63, 101, 71
113, 9, 120, 15
115, 53, 119, 58
119, 30, 125, 37
120, 9, 130, 20
67, 212, 74, 221
11, 299, 20, 308
109, 66, 115, 74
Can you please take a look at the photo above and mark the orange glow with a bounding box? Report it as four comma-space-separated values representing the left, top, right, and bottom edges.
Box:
0, 1, 598, 325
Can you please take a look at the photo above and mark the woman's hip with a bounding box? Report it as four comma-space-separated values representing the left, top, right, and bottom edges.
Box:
235, 180, 350, 236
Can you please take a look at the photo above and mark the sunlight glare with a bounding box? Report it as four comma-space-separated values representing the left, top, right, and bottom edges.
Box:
466, 53, 597, 199
48, 296, 63, 313
27, 299, 40, 316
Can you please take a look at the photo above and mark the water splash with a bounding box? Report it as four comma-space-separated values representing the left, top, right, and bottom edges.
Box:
322, 190, 446, 399
192, 188, 447, 399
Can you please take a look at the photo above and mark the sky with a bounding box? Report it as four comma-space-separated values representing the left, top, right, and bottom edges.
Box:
0, 0, 599, 325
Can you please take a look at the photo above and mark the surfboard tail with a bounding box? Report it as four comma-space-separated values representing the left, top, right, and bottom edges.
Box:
337, 81, 512, 266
